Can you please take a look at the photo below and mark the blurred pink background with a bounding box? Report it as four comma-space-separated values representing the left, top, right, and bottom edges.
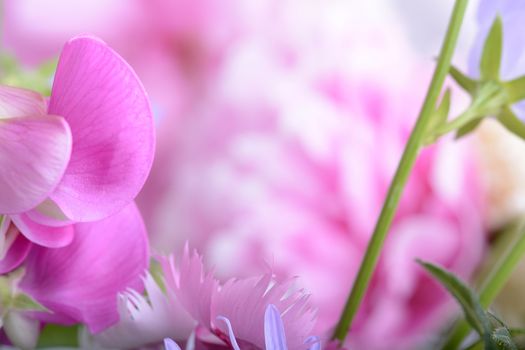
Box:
4, 1, 518, 349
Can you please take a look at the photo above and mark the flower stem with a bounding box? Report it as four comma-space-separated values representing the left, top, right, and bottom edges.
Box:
442, 220, 525, 349
331, 0, 469, 343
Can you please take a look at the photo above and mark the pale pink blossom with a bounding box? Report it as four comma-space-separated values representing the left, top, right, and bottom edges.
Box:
139, 3, 486, 349
95, 247, 317, 350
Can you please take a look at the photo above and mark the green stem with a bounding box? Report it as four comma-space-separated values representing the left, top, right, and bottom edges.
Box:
435, 109, 480, 137
331, 0, 469, 343
442, 221, 525, 349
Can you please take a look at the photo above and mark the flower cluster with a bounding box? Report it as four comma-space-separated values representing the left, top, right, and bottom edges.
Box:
93, 247, 319, 350
0, 35, 154, 347
3, 0, 525, 349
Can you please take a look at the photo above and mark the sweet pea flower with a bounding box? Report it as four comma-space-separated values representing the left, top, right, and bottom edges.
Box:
94, 247, 318, 350
0, 203, 149, 349
0, 35, 154, 273
18, 203, 149, 333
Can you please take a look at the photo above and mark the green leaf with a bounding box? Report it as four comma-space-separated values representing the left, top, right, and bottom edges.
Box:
492, 327, 518, 350
480, 16, 503, 80
417, 260, 490, 336
149, 259, 166, 293
455, 118, 483, 139
435, 88, 451, 125
503, 76, 525, 103
497, 107, 525, 140
11, 293, 48, 312
37, 324, 79, 348
450, 65, 477, 93
425, 89, 451, 145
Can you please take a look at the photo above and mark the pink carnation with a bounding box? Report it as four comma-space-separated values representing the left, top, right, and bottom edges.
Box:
138, 3, 487, 349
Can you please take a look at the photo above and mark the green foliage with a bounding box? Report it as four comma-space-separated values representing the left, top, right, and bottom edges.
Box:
0, 55, 57, 96
480, 16, 503, 80
0, 268, 48, 314
425, 89, 451, 144
36, 324, 80, 348
418, 260, 521, 350
450, 65, 477, 93
426, 16, 525, 143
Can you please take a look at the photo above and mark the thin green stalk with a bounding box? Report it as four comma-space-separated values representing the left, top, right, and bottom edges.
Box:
435, 109, 479, 137
332, 0, 469, 343
442, 222, 525, 350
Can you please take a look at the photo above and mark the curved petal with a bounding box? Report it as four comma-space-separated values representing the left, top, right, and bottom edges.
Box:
0, 115, 72, 214
95, 273, 195, 349
19, 203, 149, 333
164, 338, 182, 350
0, 232, 32, 274
216, 316, 241, 350
48, 35, 155, 222
0, 85, 46, 118
10, 214, 74, 248
264, 305, 287, 350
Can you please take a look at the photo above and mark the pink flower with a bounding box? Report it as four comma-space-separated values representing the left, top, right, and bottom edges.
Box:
0, 35, 154, 272
137, 3, 486, 348
18, 203, 149, 333
95, 247, 317, 350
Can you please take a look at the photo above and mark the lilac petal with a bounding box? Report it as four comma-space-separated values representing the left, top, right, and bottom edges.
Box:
48, 35, 155, 222
305, 336, 321, 350
0, 85, 46, 118
164, 338, 182, 350
19, 203, 149, 333
10, 214, 74, 248
216, 316, 241, 350
213, 274, 316, 350
264, 305, 288, 350
0, 230, 32, 274
0, 115, 72, 214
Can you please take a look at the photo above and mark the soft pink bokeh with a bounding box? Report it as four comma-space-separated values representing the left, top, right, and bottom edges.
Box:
137, 3, 486, 349
3, 1, 487, 349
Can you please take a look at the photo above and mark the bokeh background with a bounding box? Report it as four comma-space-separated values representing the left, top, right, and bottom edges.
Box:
4, 1, 525, 349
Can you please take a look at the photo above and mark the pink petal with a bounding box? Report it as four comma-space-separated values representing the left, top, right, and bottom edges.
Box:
0, 85, 46, 117
48, 35, 155, 222
0, 115, 72, 214
0, 231, 32, 274
159, 246, 218, 328
10, 214, 74, 248
212, 274, 316, 350
19, 203, 149, 333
